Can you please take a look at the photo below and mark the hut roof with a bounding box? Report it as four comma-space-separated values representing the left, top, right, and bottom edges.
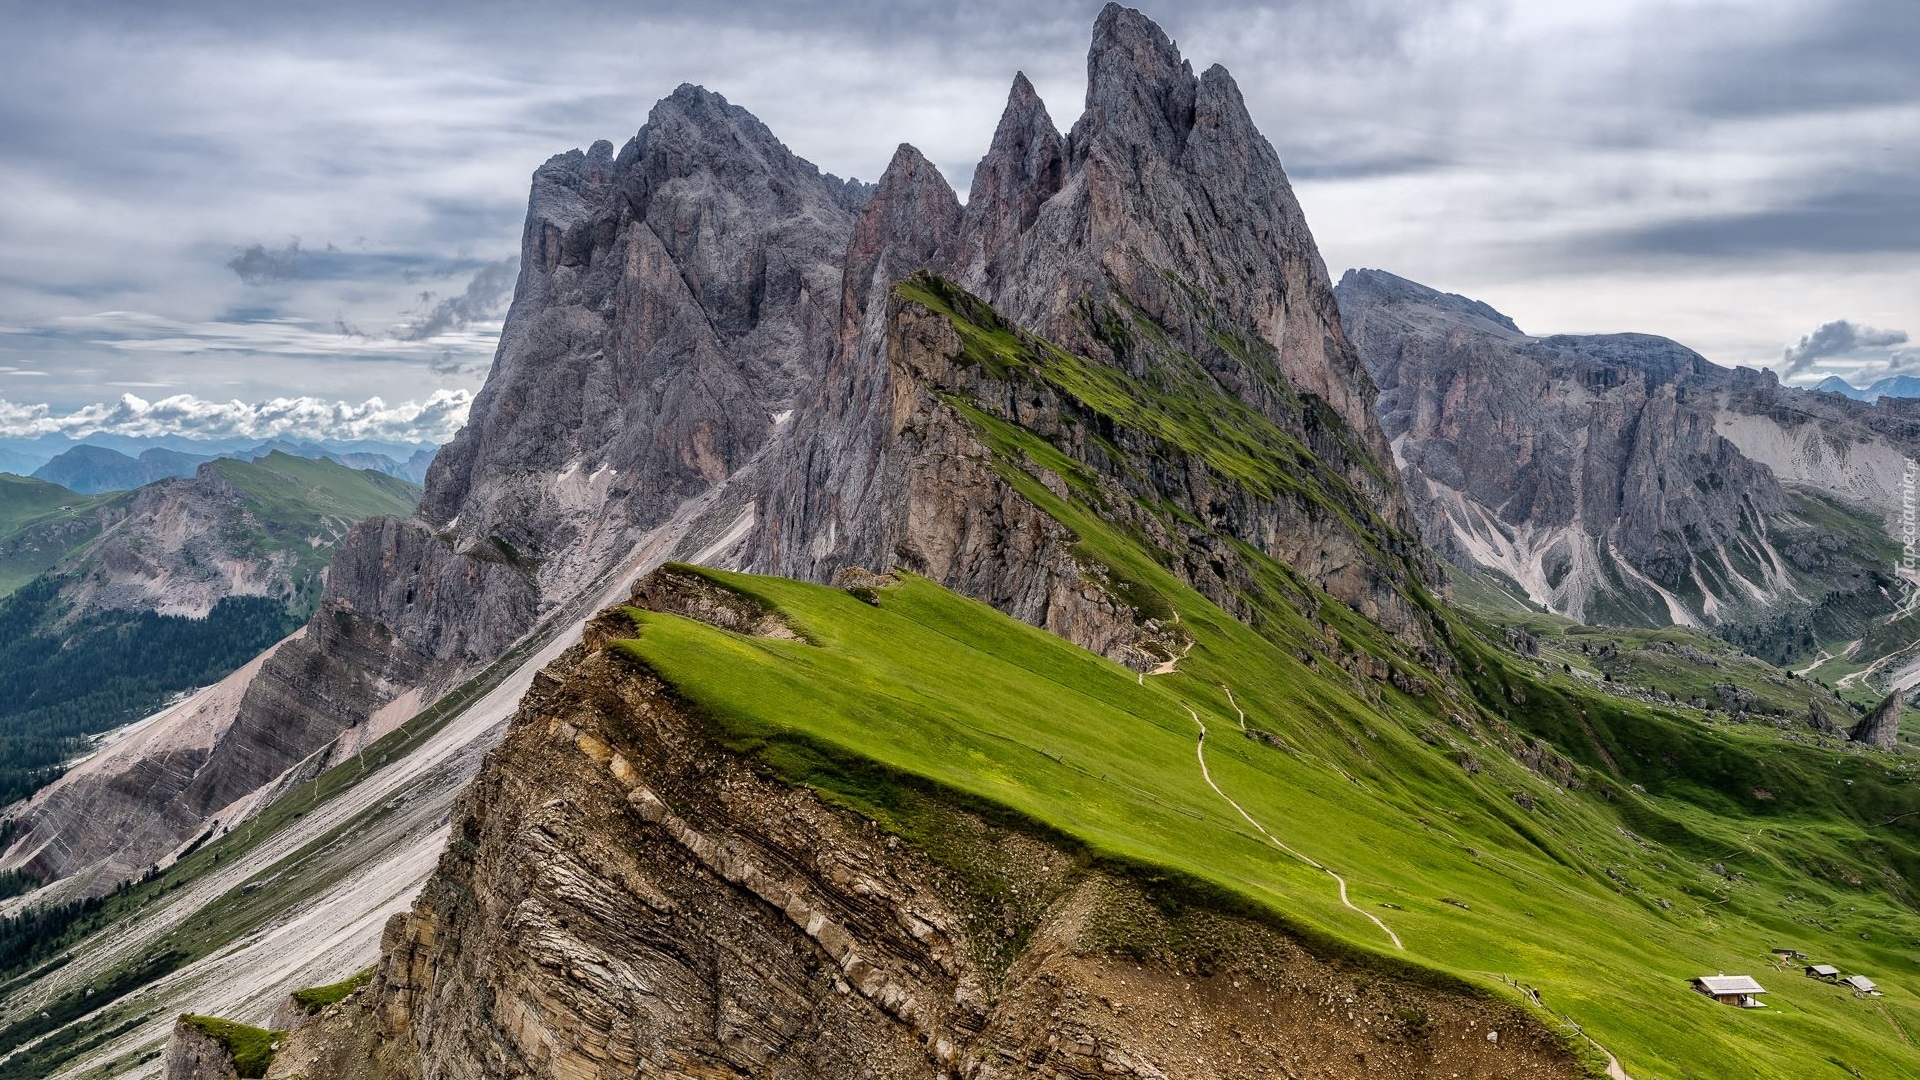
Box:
1695, 975, 1767, 995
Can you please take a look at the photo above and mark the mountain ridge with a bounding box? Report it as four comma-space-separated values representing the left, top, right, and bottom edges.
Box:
1338, 267, 1916, 657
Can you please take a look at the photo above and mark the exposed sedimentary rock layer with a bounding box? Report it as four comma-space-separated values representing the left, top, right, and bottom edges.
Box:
279, 576, 1577, 1080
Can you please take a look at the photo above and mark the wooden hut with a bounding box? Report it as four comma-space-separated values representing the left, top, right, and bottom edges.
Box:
1806, 964, 1841, 981
1693, 974, 1767, 1007
1842, 974, 1881, 996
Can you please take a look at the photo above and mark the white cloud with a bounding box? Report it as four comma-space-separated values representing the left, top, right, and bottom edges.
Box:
0, 390, 471, 444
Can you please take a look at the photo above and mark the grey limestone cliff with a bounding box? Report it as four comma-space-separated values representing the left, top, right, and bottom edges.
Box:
1338, 267, 1909, 641
754, 4, 1436, 663
9, 85, 865, 893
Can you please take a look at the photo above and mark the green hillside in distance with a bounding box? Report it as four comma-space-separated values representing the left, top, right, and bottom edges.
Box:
601, 275, 1920, 1079
0, 453, 423, 806
0, 474, 115, 596
206, 450, 422, 525
193, 451, 422, 607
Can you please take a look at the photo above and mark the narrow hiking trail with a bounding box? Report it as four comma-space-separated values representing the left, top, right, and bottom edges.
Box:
1164, 680, 1633, 1074
1183, 704, 1403, 950
1188, 704, 1637, 1079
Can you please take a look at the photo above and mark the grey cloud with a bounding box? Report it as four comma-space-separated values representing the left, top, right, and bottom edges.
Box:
1877, 351, 1920, 377
0, 0, 1914, 406
1680, 0, 1920, 120
1783, 319, 1911, 373
227, 238, 306, 284
1596, 174, 1920, 261
429, 351, 484, 377
395, 256, 519, 341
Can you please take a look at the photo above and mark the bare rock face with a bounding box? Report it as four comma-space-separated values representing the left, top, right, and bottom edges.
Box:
952, 72, 1064, 294
1851, 694, 1903, 749
754, 145, 962, 585
755, 4, 1436, 661
163, 1018, 240, 1080
984, 6, 1387, 450
300, 577, 1579, 1080
14, 85, 864, 894
59, 471, 294, 620
1339, 267, 1906, 635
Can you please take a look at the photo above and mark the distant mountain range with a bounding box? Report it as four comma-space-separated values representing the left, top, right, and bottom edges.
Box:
15, 437, 436, 493
0, 451, 422, 807
1339, 268, 1918, 656
1813, 374, 1920, 401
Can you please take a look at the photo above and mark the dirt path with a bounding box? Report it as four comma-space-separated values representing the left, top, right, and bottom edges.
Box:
1193, 691, 1633, 1076
1222, 684, 1247, 731
1184, 705, 1402, 950
1793, 650, 1833, 677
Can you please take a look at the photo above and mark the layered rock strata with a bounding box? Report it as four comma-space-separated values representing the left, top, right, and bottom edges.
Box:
268, 575, 1578, 1080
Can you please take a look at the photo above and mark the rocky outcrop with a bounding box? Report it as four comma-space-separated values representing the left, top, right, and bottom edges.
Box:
1338, 267, 1908, 634
164, 1018, 241, 1080
291, 575, 1578, 1080
1851, 694, 1903, 749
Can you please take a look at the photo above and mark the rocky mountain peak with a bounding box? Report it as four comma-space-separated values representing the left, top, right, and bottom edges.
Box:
955, 72, 1063, 291
1076, 3, 1197, 163
956, 5, 1389, 449
841, 144, 961, 345
1336, 268, 1525, 337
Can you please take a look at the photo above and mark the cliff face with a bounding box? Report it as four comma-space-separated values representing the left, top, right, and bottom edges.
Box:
54, 453, 420, 620
757, 4, 1435, 659
1338, 268, 1908, 635
7, 88, 864, 892
279, 577, 1576, 1080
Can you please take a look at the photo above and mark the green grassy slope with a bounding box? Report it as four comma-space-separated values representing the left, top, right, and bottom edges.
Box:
0, 475, 116, 597
595, 276, 1920, 1079
1476, 608, 1867, 728
195, 452, 422, 609
207, 451, 421, 523
620, 564, 1920, 1080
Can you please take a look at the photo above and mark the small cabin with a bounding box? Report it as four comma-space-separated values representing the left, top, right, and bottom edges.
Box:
1770, 947, 1807, 962
1693, 974, 1767, 1008
1842, 974, 1882, 997
1806, 964, 1841, 982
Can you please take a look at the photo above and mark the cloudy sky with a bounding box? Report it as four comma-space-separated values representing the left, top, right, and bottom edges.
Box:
1, 0, 1915, 443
